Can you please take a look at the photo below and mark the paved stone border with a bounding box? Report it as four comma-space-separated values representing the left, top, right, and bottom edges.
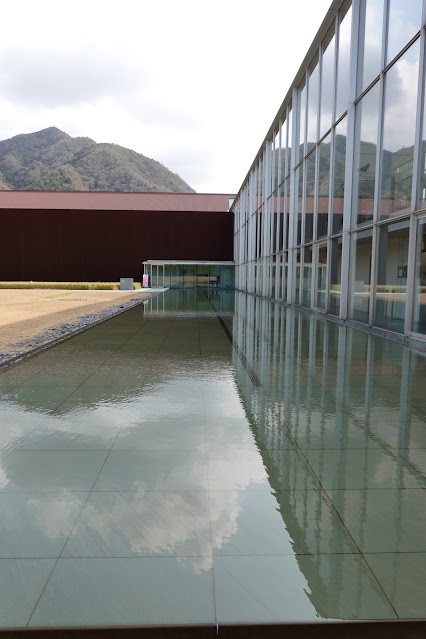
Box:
0, 291, 163, 371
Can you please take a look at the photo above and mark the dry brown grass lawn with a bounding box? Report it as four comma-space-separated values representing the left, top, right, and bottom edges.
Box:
0, 289, 152, 354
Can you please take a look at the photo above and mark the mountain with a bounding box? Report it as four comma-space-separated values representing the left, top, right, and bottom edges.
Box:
0, 127, 194, 193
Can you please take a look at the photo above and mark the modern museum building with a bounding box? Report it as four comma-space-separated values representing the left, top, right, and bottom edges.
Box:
231, 0, 426, 348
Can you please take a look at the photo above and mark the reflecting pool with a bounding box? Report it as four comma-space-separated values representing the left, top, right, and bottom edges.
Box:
0, 289, 425, 627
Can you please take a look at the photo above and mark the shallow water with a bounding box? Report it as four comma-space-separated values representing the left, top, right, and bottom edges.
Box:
0, 289, 425, 626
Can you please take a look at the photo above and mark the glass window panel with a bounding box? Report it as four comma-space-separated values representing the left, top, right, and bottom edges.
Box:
271, 257, 276, 298
302, 246, 313, 307
285, 178, 290, 249
177, 265, 184, 287
329, 236, 343, 315
278, 121, 285, 186
352, 83, 380, 227
222, 266, 234, 289
272, 129, 280, 192
349, 228, 373, 323
320, 27, 335, 138
256, 261, 262, 295
305, 150, 315, 243
209, 265, 219, 289
374, 219, 409, 332
380, 41, 419, 221
307, 53, 319, 151
273, 192, 279, 254
387, 0, 422, 65
316, 244, 328, 309
276, 254, 281, 300
256, 207, 263, 257
151, 265, 158, 288
413, 217, 426, 334
335, 1, 352, 120
157, 265, 164, 287
295, 250, 301, 304
419, 86, 426, 211
287, 107, 292, 176
258, 158, 263, 202
331, 117, 346, 234
196, 264, 209, 288
185, 264, 196, 288
358, 0, 384, 94
317, 134, 331, 238
163, 264, 171, 288
170, 264, 179, 288
298, 81, 306, 163
283, 252, 289, 300
278, 183, 285, 252
296, 164, 304, 245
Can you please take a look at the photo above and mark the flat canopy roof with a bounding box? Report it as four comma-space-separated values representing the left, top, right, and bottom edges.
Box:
0, 191, 235, 212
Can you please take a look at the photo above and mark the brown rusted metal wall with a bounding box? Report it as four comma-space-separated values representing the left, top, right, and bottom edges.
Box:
0, 209, 234, 282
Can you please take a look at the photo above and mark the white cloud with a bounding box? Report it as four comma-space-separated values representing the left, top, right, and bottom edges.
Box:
0, 0, 332, 192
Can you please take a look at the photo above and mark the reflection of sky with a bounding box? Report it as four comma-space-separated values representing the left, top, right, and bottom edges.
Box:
387, 0, 423, 65
1, 289, 425, 621
361, 0, 384, 92
382, 41, 420, 152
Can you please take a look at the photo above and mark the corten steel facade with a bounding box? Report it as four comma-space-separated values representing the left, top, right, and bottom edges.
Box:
0, 192, 234, 282
232, 0, 426, 347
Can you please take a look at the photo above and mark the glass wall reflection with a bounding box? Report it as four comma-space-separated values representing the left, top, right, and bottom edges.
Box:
352, 84, 380, 227
320, 26, 335, 139
316, 244, 327, 309
329, 236, 343, 316
317, 135, 330, 239
305, 151, 315, 243
144, 264, 235, 290
374, 219, 409, 333
335, 1, 352, 120
357, 0, 384, 94
413, 217, 426, 335
349, 229, 373, 323
386, 0, 422, 65
380, 41, 420, 221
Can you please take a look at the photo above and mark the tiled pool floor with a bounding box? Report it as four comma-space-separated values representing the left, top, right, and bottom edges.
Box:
0, 289, 425, 627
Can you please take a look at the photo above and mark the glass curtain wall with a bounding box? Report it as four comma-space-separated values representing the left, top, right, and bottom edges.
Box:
349, 229, 373, 323
374, 220, 410, 332
232, 0, 426, 344
413, 217, 426, 335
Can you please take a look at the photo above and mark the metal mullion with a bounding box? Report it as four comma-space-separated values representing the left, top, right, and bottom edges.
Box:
383, 0, 390, 69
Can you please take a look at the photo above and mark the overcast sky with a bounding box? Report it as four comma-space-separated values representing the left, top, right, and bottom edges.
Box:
0, 0, 331, 193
